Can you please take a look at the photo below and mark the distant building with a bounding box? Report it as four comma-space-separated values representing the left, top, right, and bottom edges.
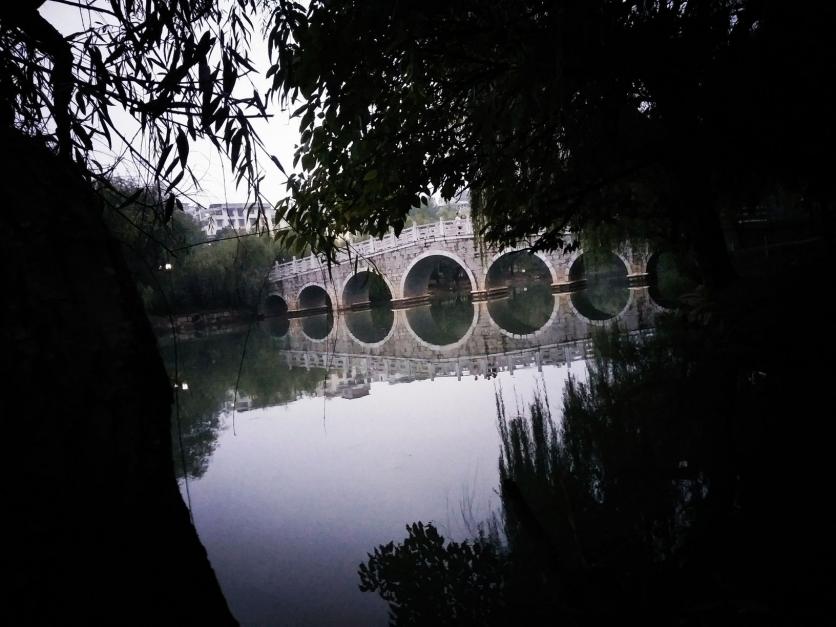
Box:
182, 202, 279, 236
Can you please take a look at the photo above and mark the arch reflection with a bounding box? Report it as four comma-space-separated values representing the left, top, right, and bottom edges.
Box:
266, 316, 290, 338
405, 297, 476, 348
298, 284, 332, 311
569, 252, 630, 321
301, 312, 334, 341
487, 284, 556, 335
344, 307, 395, 345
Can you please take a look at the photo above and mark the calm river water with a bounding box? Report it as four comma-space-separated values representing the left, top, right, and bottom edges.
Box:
166, 279, 660, 625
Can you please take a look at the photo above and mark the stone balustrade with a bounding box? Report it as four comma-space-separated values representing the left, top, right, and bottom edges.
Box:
271, 217, 475, 281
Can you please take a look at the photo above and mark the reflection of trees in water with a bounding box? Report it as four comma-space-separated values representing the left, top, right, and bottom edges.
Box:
162, 326, 325, 478
359, 317, 828, 623
405, 296, 474, 346
301, 312, 334, 340
345, 307, 394, 344
358, 522, 506, 625
494, 326, 717, 620
487, 285, 554, 334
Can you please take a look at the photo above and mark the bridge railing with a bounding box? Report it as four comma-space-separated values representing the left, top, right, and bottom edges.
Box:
282, 329, 653, 379
270, 216, 476, 280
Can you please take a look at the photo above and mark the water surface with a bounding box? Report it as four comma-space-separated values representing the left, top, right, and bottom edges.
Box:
168, 284, 660, 625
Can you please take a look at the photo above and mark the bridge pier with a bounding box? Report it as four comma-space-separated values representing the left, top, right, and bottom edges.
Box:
551, 279, 587, 293
390, 294, 434, 309
471, 286, 510, 301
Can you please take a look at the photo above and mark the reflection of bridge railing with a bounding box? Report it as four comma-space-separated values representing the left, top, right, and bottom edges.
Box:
283, 329, 653, 382
271, 217, 476, 280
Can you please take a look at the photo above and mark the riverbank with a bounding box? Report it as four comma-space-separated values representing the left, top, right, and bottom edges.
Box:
150, 308, 257, 339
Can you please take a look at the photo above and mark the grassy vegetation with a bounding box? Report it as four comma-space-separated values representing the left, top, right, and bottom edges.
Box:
358, 240, 832, 625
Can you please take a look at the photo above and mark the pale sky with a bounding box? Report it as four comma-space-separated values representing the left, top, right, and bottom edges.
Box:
41, 1, 302, 209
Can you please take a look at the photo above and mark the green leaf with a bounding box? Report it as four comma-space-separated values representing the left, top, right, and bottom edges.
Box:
301, 153, 315, 171
166, 170, 184, 193
270, 155, 286, 175
176, 130, 189, 168
199, 57, 213, 127
155, 143, 173, 177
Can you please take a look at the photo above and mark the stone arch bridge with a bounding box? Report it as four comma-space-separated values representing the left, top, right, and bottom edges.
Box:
266, 216, 652, 315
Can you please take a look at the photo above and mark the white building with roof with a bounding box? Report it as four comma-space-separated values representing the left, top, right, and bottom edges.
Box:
183, 202, 279, 236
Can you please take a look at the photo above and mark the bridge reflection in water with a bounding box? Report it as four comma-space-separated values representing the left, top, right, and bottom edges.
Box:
266, 282, 665, 392
487, 284, 556, 336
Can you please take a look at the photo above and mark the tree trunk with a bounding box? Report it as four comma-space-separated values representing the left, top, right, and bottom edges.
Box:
3, 129, 237, 624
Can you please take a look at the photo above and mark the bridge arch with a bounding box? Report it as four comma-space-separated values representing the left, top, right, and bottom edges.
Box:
484, 248, 558, 287
566, 249, 631, 282
297, 282, 333, 311
341, 269, 395, 308
400, 249, 478, 299
263, 293, 288, 316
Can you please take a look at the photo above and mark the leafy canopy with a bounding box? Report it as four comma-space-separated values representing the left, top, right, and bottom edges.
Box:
266, 0, 835, 265
4, 2, 832, 269
1, 0, 276, 220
